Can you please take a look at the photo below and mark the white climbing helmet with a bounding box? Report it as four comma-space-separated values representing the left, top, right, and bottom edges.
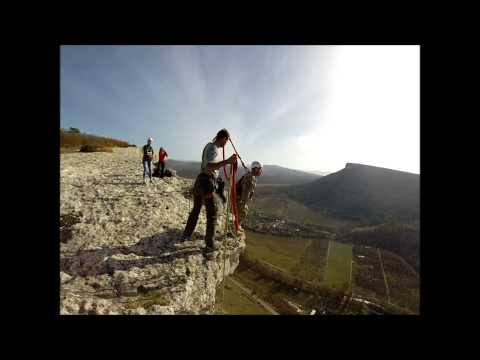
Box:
251, 161, 263, 169
147, 137, 153, 143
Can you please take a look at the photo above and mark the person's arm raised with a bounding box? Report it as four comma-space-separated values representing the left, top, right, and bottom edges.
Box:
206, 154, 236, 173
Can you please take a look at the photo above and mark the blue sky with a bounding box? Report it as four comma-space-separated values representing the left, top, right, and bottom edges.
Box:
61, 45, 419, 174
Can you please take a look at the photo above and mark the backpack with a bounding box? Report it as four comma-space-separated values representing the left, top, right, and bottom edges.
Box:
236, 174, 247, 198
152, 162, 160, 177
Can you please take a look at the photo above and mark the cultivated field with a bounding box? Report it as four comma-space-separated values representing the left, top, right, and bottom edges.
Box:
290, 238, 329, 283
324, 241, 353, 288
381, 250, 420, 312
244, 230, 309, 272
251, 192, 348, 228
215, 278, 272, 315
239, 230, 419, 314
221, 181, 419, 314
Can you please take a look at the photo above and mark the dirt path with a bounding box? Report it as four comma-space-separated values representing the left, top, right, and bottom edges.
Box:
349, 260, 353, 292
377, 248, 391, 304
398, 256, 419, 279
325, 240, 331, 267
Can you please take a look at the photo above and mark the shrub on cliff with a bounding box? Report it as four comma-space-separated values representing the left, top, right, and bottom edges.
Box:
80, 144, 113, 153
61, 128, 130, 149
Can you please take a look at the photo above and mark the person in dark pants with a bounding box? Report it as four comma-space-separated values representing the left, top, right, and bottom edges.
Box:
236, 161, 263, 230
142, 137, 155, 184
182, 129, 236, 255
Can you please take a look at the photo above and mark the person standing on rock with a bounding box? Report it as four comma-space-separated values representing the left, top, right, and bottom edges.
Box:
236, 161, 263, 230
158, 147, 168, 178
181, 129, 236, 255
142, 137, 155, 184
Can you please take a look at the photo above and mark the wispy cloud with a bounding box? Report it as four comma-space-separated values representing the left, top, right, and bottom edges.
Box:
61, 45, 419, 173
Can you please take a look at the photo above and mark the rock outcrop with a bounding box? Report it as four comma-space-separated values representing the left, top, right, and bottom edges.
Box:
60, 148, 246, 315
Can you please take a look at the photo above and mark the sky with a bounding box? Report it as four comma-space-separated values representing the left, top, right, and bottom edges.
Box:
61, 45, 420, 174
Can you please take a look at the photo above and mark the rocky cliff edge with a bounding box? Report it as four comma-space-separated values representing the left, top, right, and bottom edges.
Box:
60, 148, 245, 315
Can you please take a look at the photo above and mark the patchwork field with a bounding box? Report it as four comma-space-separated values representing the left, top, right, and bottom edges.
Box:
232, 184, 419, 314
231, 266, 315, 315
240, 229, 419, 314
381, 250, 420, 312
244, 230, 309, 272
245, 231, 353, 287
324, 241, 353, 288
352, 246, 387, 301
251, 193, 348, 228
215, 279, 271, 315
289, 238, 329, 283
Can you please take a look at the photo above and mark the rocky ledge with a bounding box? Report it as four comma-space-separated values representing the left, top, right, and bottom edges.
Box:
60, 148, 245, 315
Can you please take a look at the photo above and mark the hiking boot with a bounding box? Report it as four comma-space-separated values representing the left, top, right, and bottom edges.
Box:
204, 239, 221, 251
173, 235, 190, 245
175, 243, 200, 250
203, 246, 218, 258
174, 235, 196, 248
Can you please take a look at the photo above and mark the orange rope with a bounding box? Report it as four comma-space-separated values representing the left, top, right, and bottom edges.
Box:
229, 139, 248, 171
223, 146, 240, 233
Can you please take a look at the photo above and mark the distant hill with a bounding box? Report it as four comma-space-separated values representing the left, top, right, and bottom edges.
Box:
307, 170, 331, 176
287, 163, 420, 222
166, 160, 321, 185
239, 164, 321, 185
164, 159, 202, 179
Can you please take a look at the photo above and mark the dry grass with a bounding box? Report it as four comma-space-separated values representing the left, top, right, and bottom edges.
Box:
60, 129, 130, 149
60, 147, 80, 154
79, 145, 113, 153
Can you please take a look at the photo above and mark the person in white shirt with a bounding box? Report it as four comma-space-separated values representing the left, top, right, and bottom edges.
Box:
182, 129, 236, 255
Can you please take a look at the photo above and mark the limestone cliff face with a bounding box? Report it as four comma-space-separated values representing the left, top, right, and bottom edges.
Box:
60, 148, 245, 315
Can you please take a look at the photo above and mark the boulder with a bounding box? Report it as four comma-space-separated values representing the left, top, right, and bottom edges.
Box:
60, 271, 72, 284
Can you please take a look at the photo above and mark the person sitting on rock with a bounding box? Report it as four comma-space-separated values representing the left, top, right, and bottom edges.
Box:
158, 147, 168, 178
142, 137, 155, 184
181, 129, 236, 255
236, 161, 263, 230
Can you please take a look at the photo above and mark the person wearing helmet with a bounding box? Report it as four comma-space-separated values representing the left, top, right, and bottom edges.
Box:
236, 160, 263, 229
182, 129, 237, 255
142, 137, 155, 184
